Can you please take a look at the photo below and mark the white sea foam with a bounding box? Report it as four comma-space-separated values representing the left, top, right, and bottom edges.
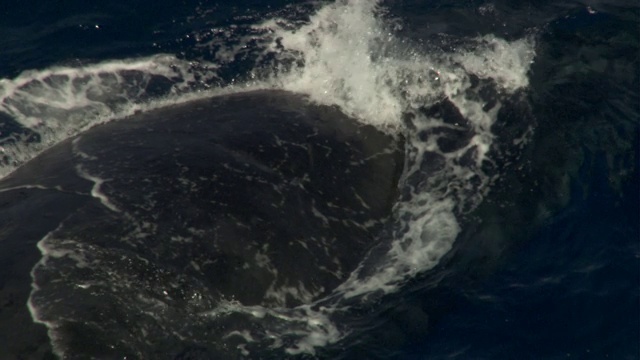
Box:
0, 55, 233, 178
74, 163, 121, 212
204, 300, 342, 356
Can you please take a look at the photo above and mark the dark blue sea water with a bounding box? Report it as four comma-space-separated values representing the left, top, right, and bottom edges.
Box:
0, 0, 638, 359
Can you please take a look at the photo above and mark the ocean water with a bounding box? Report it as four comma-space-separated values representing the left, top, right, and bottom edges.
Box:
0, 0, 637, 359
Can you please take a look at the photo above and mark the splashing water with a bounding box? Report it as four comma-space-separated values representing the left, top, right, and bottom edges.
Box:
0, 0, 537, 357
260, 0, 535, 300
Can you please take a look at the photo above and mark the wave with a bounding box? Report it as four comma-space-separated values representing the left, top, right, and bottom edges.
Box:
0, 0, 536, 357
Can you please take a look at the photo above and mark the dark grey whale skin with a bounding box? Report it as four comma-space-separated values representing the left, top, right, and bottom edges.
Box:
0, 90, 404, 359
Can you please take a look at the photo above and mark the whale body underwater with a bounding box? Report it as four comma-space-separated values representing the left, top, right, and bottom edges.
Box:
0, 89, 405, 358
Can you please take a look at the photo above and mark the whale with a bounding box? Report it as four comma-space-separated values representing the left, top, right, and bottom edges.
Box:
0, 90, 404, 358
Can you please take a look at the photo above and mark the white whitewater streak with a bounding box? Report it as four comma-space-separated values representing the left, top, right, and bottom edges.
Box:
0, 55, 181, 129
0, 55, 223, 179
74, 164, 120, 213
28, 226, 78, 359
